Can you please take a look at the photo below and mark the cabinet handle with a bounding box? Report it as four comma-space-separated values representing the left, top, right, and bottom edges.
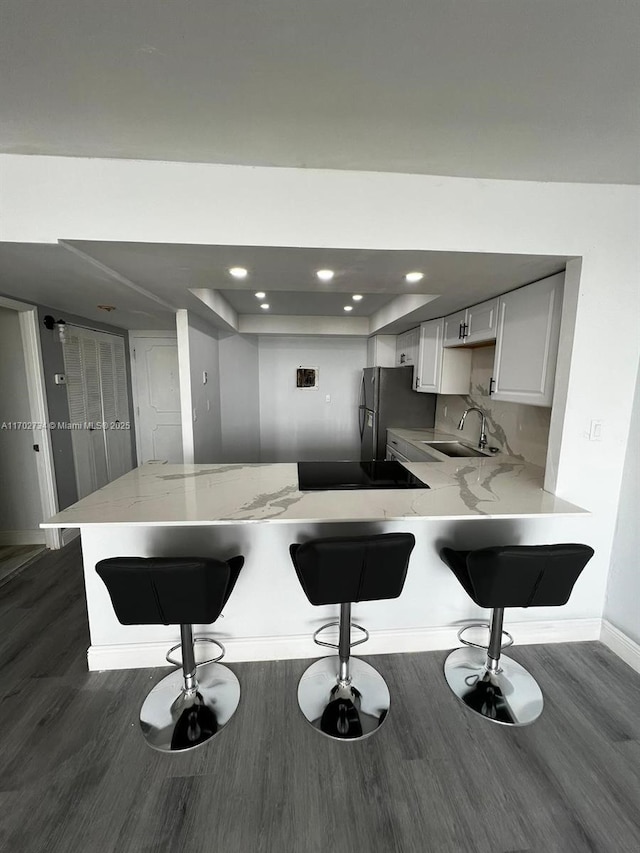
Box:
458, 323, 463, 340
461, 322, 468, 338
391, 440, 398, 445
489, 377, 495, 394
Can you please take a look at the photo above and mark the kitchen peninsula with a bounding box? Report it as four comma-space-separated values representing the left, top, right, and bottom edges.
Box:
43, 457, 593, 672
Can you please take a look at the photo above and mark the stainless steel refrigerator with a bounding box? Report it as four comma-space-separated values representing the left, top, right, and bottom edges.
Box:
358, 366, 436, 460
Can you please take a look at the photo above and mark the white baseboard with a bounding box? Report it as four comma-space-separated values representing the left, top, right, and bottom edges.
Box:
62, 528, 80, 546
600, 620, 640, 674
87, 617, 601, 672
0, 530, 46, 546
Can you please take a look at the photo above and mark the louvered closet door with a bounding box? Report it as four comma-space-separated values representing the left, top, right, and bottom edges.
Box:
98, 337, 133, 480
63, 330, 133, 499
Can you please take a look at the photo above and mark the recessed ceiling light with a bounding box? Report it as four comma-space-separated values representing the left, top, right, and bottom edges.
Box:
316, 269, 334, 282
344, 305, 353, 312
405, 271, 424, 283
255, 291, 266, 299
228, 267, 248, 279
260, 303, 270, 310
352, 294, 363, 301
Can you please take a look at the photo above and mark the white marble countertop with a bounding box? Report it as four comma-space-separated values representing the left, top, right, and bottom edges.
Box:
42, 452, 587, 529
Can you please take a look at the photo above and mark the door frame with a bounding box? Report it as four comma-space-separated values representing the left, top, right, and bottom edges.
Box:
128, 328, 179, 465
0, 296, 61, 550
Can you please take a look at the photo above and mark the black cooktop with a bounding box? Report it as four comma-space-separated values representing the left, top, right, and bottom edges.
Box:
297, 461, 430, 491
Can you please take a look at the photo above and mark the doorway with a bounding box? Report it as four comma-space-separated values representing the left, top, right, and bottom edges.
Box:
0, 297, 59, 550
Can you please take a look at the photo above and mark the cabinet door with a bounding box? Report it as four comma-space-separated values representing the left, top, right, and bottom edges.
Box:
396, 331, 409, 365
415, 319, 443, 392
443, 309, 468, 347
386, 445, 410, 463
396, 327, 420, 365
465, 298, 498, 344
492, 274, 563, 406
367, 335, 397, 367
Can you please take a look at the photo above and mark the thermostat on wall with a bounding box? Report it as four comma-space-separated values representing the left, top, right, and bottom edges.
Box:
54, 373, 67, 385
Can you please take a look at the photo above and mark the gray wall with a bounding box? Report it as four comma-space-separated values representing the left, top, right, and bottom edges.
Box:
36, 305, 136, 510
257, 335, 367, 462
604, 364, 640, 644
0, 308, 43, 536
219, 333, 261, 462
183, 313, 222, 463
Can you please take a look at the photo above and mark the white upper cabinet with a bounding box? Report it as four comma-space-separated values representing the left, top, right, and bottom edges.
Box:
465, 297, 499, 345
443, 310, 468, 347
395, 327, 420, 366
367, 334, 397, 367
443, 298, 498, 347
415, 319, 472, 394
491, 273, 563, 407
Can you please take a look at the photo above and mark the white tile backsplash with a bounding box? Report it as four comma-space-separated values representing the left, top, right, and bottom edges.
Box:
435, 345, 551, 467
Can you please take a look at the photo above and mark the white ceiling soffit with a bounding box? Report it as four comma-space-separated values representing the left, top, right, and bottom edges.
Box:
0, 242, 176, 330
1, 0, 638, 183
63, 241, 567, 333
0, 240, 568, 335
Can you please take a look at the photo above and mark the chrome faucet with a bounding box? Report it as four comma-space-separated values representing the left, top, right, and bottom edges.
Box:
458, 406, 487, 449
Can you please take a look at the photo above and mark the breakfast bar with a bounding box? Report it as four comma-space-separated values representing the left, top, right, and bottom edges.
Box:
43, 457, 593, 671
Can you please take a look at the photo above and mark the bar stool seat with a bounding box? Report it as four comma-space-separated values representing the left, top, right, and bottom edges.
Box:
440, 543, 594, 726
96, 554, 244, 752
290, 532, 415, 741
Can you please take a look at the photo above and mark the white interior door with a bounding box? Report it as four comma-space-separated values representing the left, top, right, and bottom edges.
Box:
131, 335, 183, 463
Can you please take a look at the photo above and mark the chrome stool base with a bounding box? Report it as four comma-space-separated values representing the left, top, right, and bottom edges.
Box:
140, 662, 240, 752
297, 656, 390, 741
444, 647, 543, 727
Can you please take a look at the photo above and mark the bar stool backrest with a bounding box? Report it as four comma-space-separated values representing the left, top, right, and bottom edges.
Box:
465, 544, 594, 608
96, 556, 244, 625
290, 532, 416, 606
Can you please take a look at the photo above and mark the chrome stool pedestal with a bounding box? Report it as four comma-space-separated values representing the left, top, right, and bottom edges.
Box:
298, 603, 389, 741
440, 543, 594, 728
141, 624, 240, 752
444, 608, 543, 727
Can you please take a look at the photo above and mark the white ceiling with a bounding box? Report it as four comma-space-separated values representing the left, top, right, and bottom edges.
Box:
0, 241, 567, 334
1, 0, 638, 184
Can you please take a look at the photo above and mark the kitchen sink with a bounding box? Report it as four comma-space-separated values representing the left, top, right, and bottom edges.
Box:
419, 441, 488, 458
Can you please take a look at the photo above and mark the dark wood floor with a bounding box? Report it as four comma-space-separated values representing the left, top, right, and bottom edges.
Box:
1, 542, 639, 853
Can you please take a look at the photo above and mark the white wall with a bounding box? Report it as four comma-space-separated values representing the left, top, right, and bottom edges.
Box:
176, 310, 221, 463
218, 333, 261, 462
258, 335, 367, 461
604, 365, 640, 644
0, 307, 42, 539
0, 155, 639, 629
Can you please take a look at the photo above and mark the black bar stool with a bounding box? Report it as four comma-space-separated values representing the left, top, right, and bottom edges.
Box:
289, 532, 415, 741
440, 543, 594, 726
96, 554, 244, 752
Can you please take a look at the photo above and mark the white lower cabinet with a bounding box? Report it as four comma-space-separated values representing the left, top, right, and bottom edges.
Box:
415, 318, 472, 394
386, 444, 410, 463
491, 273, 563, 406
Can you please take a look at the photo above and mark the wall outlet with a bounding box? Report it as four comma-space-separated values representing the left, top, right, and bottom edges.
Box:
589, 419, 603, 441
325, 394, 331, 403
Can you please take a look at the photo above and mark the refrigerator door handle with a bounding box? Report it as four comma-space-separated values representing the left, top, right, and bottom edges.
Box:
358, 405, 365, 440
